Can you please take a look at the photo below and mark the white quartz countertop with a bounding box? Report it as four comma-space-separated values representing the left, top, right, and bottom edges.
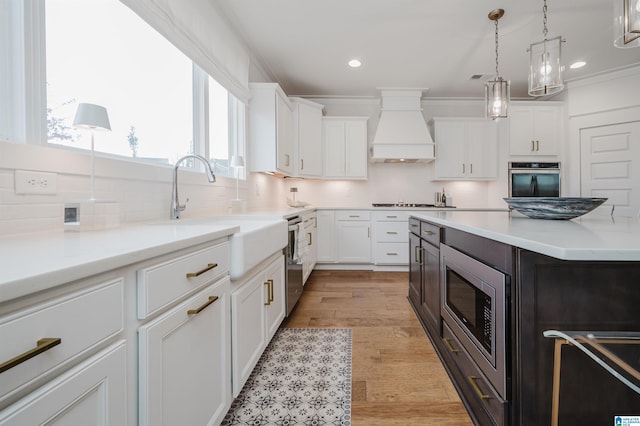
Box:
411, 211, 640, 261
0, 222, 239, 303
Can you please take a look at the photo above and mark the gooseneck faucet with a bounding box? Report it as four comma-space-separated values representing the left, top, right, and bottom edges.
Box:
171, 154, 216, 219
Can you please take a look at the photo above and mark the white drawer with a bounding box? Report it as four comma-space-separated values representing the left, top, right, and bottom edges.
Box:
0, 279, 124, 404
335, 211, 371, 221
137, 243, 229, 319
374, 221, 409, 243
375, 242, 409, 265
373, 211, 411, 221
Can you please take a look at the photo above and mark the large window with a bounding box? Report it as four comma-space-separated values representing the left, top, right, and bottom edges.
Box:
2, 0, 244, 178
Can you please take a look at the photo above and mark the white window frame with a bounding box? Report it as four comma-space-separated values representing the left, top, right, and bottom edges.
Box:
1, 0, 245, 180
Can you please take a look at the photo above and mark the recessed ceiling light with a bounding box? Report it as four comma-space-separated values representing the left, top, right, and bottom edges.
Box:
348, 58, 362, 68
570, 61, 586, 69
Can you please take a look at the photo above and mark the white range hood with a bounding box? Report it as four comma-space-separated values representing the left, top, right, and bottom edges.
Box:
370, 88, 435, 163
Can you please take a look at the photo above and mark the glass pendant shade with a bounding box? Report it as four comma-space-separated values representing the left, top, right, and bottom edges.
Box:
614, 0, 640, 48
528, 36, 564, 96
485, 77, 510, 120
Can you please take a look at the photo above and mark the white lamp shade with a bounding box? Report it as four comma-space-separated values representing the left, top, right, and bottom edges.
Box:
614, 0, 640, 48
528, 36, 564, 96
73, 103, 111, 131
230, 155, 245, 168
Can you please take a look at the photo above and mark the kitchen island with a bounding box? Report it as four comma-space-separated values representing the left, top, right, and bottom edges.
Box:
408, 211, 640, 426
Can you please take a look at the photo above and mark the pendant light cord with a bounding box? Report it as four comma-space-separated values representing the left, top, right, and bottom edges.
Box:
542, 0, 548, 39
494, 16, 500, 78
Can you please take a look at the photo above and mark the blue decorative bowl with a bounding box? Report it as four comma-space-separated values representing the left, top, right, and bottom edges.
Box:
503, 197, 608, 220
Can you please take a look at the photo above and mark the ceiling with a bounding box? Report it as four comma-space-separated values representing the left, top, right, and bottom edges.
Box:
214, 0, 640, 99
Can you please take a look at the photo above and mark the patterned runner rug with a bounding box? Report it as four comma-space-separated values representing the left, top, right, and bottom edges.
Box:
222, 328, 352, 426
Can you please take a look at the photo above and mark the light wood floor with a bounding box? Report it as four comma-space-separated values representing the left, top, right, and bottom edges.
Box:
283, 270, 473, 426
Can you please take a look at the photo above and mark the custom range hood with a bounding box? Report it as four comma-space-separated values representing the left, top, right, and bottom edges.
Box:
370, 88, 435, 163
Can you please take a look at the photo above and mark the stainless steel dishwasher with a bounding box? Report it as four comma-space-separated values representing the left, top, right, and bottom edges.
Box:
285, 216, 304, 316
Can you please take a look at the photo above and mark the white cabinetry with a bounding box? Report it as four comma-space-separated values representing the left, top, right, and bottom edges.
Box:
373, 211, 410, 265
0, 342, 127, 426
323, 117, 368, 179
231, 254, 285, 397
432, 117, 498, 180
335, 211, 372, 263
302, 212, 317, 283
316, 210, 336, 263
508, 104, 562, 156
291, 97, 324, 178
249, 83, 294, 175
0, 278, 126, 424
137, 241, 231, 426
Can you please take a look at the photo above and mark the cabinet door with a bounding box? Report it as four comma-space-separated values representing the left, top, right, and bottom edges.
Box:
466, 120, 498, 179
276, 93, 294, 174
231, 274, 267, 397
435, 122, 466, 179
316, 210, 336, 262
297, 103, 323, 177
264, 256, 285, 342
337, 221, 371, 263
0, 342, 126, 426
408, 232, 421, 308
421, 242, 440, 331
345, 120, 367, 178
139, 279, 231, 426
324, 120, 346, 177
509, 106, 560, 156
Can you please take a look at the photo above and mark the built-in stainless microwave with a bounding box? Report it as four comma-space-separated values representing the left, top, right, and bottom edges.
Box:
508, 162, 560, 198
441, 244, 509, 398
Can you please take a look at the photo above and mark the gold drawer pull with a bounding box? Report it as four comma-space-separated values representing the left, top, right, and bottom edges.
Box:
264, 281, 272, 306
186, 263, 218, 278
443, 338, 459, 353
387, 252, 398, 256
187, 296, 218, 315
467, 376, 491, 400
386, 231, 398, 235
410, 224, 419, 228
422, 230, 435, 236
268, 279, 274, 303
0, 337, 62, 374
386, 215, 398, 218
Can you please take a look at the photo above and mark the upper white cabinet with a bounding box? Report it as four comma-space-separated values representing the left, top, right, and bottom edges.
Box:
291, 97, 324, 178
508, 103, 563, 156
323, 117, 368, 179
249, 83, 294, 175
432, 117, 498, 180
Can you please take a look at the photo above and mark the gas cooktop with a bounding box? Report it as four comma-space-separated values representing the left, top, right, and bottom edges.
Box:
372, 203, 436, 208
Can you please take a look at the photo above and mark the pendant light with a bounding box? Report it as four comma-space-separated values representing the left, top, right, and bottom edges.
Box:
485, 9, 510, 120
614, 0, 640, 48
528, 0, 565, 96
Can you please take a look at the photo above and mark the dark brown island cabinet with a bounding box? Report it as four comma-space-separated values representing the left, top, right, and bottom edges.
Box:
408, 216, 640, 426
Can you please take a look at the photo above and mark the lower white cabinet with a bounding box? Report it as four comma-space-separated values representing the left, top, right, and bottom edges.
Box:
302, 212, 317, 283
0, 341, 127, 425
373, 211, 410, 265
336, 211, 372, 263
138, 278, 231, 426
231, 254, 285, 397
316, 210, 336, 262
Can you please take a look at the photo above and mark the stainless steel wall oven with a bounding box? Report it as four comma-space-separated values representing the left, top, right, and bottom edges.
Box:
508, 162, 560, 198
440, 243, 509, 398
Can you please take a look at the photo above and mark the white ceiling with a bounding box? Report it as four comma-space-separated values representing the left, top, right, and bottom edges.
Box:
214, 0, 640, 99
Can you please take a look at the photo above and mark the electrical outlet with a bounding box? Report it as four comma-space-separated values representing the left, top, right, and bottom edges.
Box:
15, 170, 58, 195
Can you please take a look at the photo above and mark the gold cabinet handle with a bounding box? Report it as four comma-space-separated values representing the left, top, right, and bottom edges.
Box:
531, 140, 535, 151
187, 296, 219, 315
386, 231, 398, 235
415, 245, 423, 266
285, 154, 290, 167
470, 163, 473, 174
410, 223, 419, 229
386, 215, 398, 219
443, 338, 459, 353
307, 232, 312, 246
349, 215, 360, 218
422, 230, 434, 236
462, 163, 465, 174
386, 252, 398, 256
186, 263, 218, 278
467, 376, 491, 400
0, 337, 62, 374
264, 281, 272, 306
536, 140, 540, 151
268, 279, 274, 303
